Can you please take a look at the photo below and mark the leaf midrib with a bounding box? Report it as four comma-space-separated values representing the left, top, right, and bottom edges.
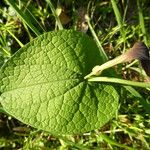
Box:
1, 78, 83, 93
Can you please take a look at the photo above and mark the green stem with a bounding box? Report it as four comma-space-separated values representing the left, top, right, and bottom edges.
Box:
137, 0, 148, 45
85, 14, 108, 62
7, 29, 24, 47
1, 47, 11, 57
88, 77, 150, 88
125, 60, 138, 69
111, 0, 125, 40
45, 0, 63, 30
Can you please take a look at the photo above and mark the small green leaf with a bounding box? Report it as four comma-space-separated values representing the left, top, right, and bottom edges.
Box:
0, 30, 119, 135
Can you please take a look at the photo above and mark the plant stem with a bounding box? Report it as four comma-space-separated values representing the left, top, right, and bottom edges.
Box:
85, 14, 108, 62
1, 47, 11, 57
124, 60, 138, 69
88, 77, 150, 88
7, 29, 24, 47
111, 0, 126, 51
137, 0, 148, 45
45, 0, 63, 30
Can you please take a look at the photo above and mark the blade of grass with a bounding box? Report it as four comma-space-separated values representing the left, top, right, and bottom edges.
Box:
99, 133, 134, 150
24, 8, 46, 33
56, 135, 89, 150
130, 67, 147, 78
45, 0, 63, 30
6, 0, 41, 36
122, 0, 129, 23
102, 26, 120, 43
137, 0, 148, 45
111, 0, 125, 38
85, 14, 117, 77
18, 0, 45, 33
124, 86, 150, 114
85, 14, 108, 63
1, 47, 11, 57
111, 0, 126, 50
88, 77, 150, 88
22, 22, 33, 41
7, 29, 24, 47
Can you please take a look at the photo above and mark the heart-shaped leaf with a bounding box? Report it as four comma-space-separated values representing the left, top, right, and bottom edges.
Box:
0, 30, 119, 134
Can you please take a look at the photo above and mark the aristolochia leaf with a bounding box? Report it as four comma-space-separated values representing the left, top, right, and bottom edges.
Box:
0, 30, 119, 134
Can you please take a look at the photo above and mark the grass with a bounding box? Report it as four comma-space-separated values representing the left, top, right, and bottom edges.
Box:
0, 0, 150, 149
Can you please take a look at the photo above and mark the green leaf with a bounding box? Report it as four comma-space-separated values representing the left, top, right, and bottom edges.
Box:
0, 30, 119, 135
